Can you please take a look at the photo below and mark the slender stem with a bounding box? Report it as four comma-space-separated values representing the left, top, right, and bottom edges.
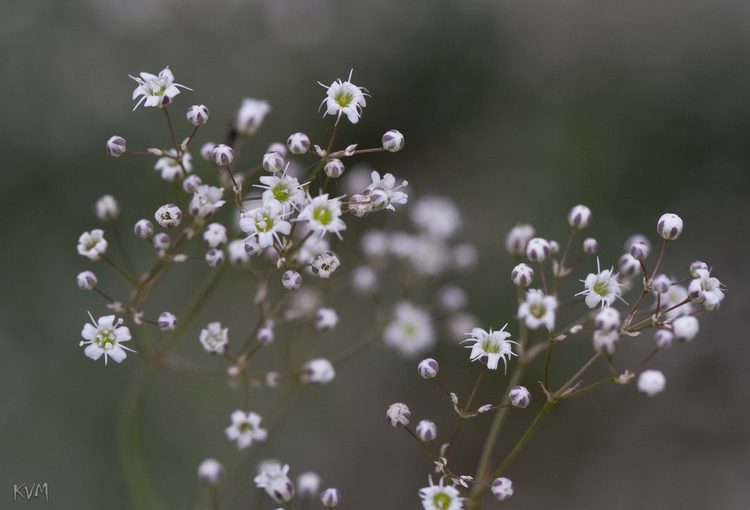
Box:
553, 351, 602, 399
543, 338, 555, 390
109, 220, 137, 275
404, 426, 437, 462
163, 108, 179, 152
444, 368, 485, 458
209, 486, 219, 510
561, 376, 616, 400
102, 255, 139, 286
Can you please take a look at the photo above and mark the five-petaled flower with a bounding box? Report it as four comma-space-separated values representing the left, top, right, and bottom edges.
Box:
79, 313, 135, 365
130, 66, 191, 110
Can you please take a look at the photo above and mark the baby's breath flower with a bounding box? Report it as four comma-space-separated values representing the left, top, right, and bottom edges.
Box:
281, 269, 302, 290
199, 322, 229, 353
152, 232, 171, 250
638, 370, 666, 396
186, 104, 209, 126
234, 98, 271, 135
319, 69, 368, 124
298, 194, 346, 239
351, 265, 378, 294
511, 263, 534, 287
437, 286, 467, 312
182, 174, 202, 192
410, 196, 460, 239
593, 329, 619, 354
320, 487, 341, 508
254, 463, 294, 503
577, 258, 622, 308
239, 201, 292, 249
419, 477, 463, 510
463, 325, 518, 372
367, 171, 409, 212
301, 358, 336, 385
130, 66, 190, 109
79, 313, 135, 365
583, 237, 599, 254
386, 402, 411, 427
205, 248, 224, 267
310, 251, 341, 279
95, 195, 120, 221
203, 223, 227, 248
382, 129, 405, 152
509, 385, 531, 408
226, 410, 267, 449
262, 151, 286, 173
133, 219, 154, 239
657, 213, 684, 241
567, 204, 592, 229
158, 312, 177, 331
77, 229, 108, 261
517, 289, 558, 331
672, 315, 699, 341
227, 239, 250, 265
256, 171, 305, 212
76, 270, 98, 290
625, 233, 651, 252
287, 132, 310, 154
315, 308, 339, 331
416, 420, 438, 441
655, 328, 674, 349
491, 477, 514, 501
212, 144, 234, 166
630, 240, 650, 261
651, 274, 671, 294
197, 459, 223, 484
200, 142, 217, 161
324, 158, 345, 178
526, 237, 551, 262
190, 185, 225, 218
689, 260, 709, 278
154, 149, 192, 182
688, 269, 725, 311
155, 203, 182, 229
106, 135, 126, 157
505, 224, 535, 257
618, 253, 641, 276
384, 302, 435, 357
297, 472, 321, 497
418, 358, 439, 379
594, 307, 621, 331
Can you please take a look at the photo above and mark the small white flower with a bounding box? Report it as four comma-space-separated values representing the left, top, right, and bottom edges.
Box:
351, 265, 378, 294
315, 308, 339, 331
583, 237, 599, 254
130, 66, 190, 109
79, 313, 135, 365
205, 248, 224, 267
386, 402, 411, 427
651, 274, 671, 294
226, 410, 268, 449
619, 253, 641, 276
509, 386, 531, 408
657, 213, 684, 241
297, 472, 321, 497
505, 224, 535, 256
419, 477, 464, 510
154, 149, 192, 182
239, 201, 292, 249
133, 219, 154, 239
630, 240, 650, 261
309, 251, 340, 279
157, 312, 177, 331
212, 144, 234, 166
491, 477, 514, 501
688, 269, 725, 311
262, 151, 286, 173
517, 289, 558, 331
77, 229, 108, 261
301, 358, 336, 385
463, 325, 518, 372
593, 329, 619, 354
256, 170, 305, 212
320, 487, 341, 508
567, 204, 592, 229
76, 270, 97, 290
294, 234, 330, 266
319, 69, 368, 124
155, 203, 182, 229
297, 194, 346, 239
655, 329, 674, 349
186, 104, 209, 126
281, 269, 303, 290
152, 232, 171, 250
511, 263, 534, 287
672, 315, 699, 342
235, 98, 271, 135
594, 307, 621, 331
254, 463, 294, 503
526, 237, 551, 262
638, 370, 666, 396
418, 358, 440, 379
197, 459, 223, 484
228, 239, 250, 265
200, 322, 229, 353
287, 132, 310, 154
382, 129, 405, 152
106, 135, 126, 157
577, 258, 622, 308
416, 420, 438, 441
384, 302, 436, 357
410, 196, 460, 239
203, 223, 227, 248
95, 195, 120, 221
367, 171, 409, 212
190, 185, 226, 218
324, 158, 345, 178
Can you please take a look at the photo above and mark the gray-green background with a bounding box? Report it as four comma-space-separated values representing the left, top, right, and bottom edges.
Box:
2, 1, 749, 509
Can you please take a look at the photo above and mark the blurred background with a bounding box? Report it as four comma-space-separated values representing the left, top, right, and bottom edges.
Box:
2, 0, 749, 508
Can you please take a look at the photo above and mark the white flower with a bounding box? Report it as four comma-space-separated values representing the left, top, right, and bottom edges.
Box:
526, 237, 551, 262
382, 129, 405, 152
287, 132, 310, 154
301, 358, 336, 384
594, 307, 621, 331
158, 312, 177, 331
386, 402, 411, 427
211, 144, 234, 166
509, 386, 531, 408
262, 151, 286, 173
239, 201, 292, 249
281, 269, 303, 290
410, 196, 461, 239
384, 302, 435, 357
197, 459, 223, 484
419, 477, 464, 510
315, 308, 339, 331
491, 477, 514, 501
77, 229, 108, 261
416, 419, 438, 441
320, 487, 341, 508
418, 358, 439, 379
505, 224, 535, 256
517, 290, 558, 331
409, 236, 451, 276
638, 370, 666, 396
367, 171, 409, 212
190, 185, 226, 218
254, 463, 294, 503
106, 135, 126, 157
203, 223, 227, 248
657, 213, 684, 241
577, 258, 622, 308
463, 325, 518, 372
319, 69, 368, 124
154, 203, 182, 229
688, 269, 725, 311
199, 322, 229, 353
310, 251, 341, 279
228, 239, 249, 265
79, 313, 135, 365
568, 204, 592, 229
225, 410, 268, 449
297, 194, 346, 239
256, 170, 306, 212
295, 234, 330, 266
154, 149, 192, 182
95, 195, 120, 221
76, 270, 98, 290
130, 66, 190, 109
672, 315, 699, 342
134, 219, 154, 239
351, 265, 378, 294
593, 329, 619, 354
235, 98, 271, 135
511, 263, 534, 287
297, 472, 321, 497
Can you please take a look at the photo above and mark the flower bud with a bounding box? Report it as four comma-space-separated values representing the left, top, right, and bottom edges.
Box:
301, 358, 336, 385
386, 402, 411, 427
624, 234, 651, 253
505, 224, 535, 256
76, 270, 97, 290
315, 308, 339, 331
281, 270, 302, 290
582, 237, 599, 254
158, 312, 177, 331
418, 358, 439, 379
382, 129, 405, 152
311, 251, 340, 279
689, 260, 708, 278
197, 459, 223, 484
244, 235, 263, 256
186, 104, 209, 126
297, 472, 321, 498
205, 248, 224, 267
567, 204, 591, 229
651, 274, 671, 294
511, 263, 534, 287
133, 219, 154, 239
654, 328, 673, 349
203, 223, 228, 248
593, 329, 619, 354
657, 213, 684, 241
672, 315, 699, 342
320, 488, 341, 508
212, 144, 234, 166
491, 477, 514, 501
594, 307, 621, 331
287, 132, 310, 154
618, 253, 641, 276
324, 158, 345, 178
200, 142, 217, 161
509, 385, 531, 408
348, 194, 372, 217
155, 203, 182, 228
182, 174, 203, 193
549, 240, 560, 254
106, 135, 126, 157
526, 237, 551, 262
629, 241, 650, 261
415, 419, 438, 441
152, 232, 171, 250
262, 151, 285, 173
256, 320, 274, 345
95, 195, 120, 221
637, 370, 666, 396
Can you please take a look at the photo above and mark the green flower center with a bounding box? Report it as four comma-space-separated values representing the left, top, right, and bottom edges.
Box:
313, 206, 332, 225
530, 303, 545, 318
96, 329, 116, 349
239, 422, 255, 433
593, 280, 609, 296
256, 214, 274, 232
402, 323, 416, 337
433, 492, 452, 510
481, 339, 500, 353
335, 91, 353, 107
272, 183, 290, 201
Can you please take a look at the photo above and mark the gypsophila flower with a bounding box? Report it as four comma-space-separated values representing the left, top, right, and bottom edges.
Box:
593, 329, 619, 354
324, 158, 345, 178
189, 185, 226, 218
410, 196, 460, 239
651, 274, 671, 294
491, 477, 514, 501
281, 270, 302, 290
287, 132, 310, 154
315, 308, 339, 331
106, 135, 126, 157
297, 472, 321, 497
568, 204, 592, 229
511, 263, 534, 287
301, 358, 336, 385
95, 195, 120, 221
517, 290, 558, 331
688, 268, 725, 311
463, 325, 518, 372
262, 151, 285, 173
437, 286, 467, 312
638, 370, 666, 396
594, 307, 621, 331
526, 237, 551, 262
659, 285, 693, 319
155, 203, 182, 228
205, 248, 224, 267
320, 488, 341, 508
157, 312, 177, 331
257, 321, 275, 345
351, 265, 378, 294
619, 253, 641, 276
382, 129, 405, 152
199, 322, 229, 353
509, 386, 531, 408
152, 232, 171, 250
577, 258, 622, 308
228, 239, 250, 265
310, 251, 341, 278
197, 459, 223, 484
320, 69, 368, 124
154, 149, 192, 182
254, 463, 294, 503
212, 144, 234, 166
203, 223, 227, 248
549, 240, 560, 253
186, 104, 209, 126
234, 98, 271, 135
505, 224, 535, 256
77, 229, 108, 261
257, 459, 282, 476
657, 213, 684, 241
419, 477, 463, 510
690, 260, 709, 278
293, 232, 331, 265
447, 313, 479, 342
79, 313, 135, 365
630, 240, 650, 260
256, 170, 305, 212
418, 358, 439, 379
239, 201, 291, 249
416, 420, 438, 442
655, 329, 674, 349
298, 194, 346, 238
200, 142, 216, 161
386, 402, 411, 427
133, 219, 154, 239
130, 66, 190, 109
367, 171, 409, 212
583, 237, 599, 254
76, 271, 97, 290
384, 302, 435, 357
672, 315, 699, 342
361, 229, 389, 257
348, 193, 372, 217
226, 410, 267, 449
